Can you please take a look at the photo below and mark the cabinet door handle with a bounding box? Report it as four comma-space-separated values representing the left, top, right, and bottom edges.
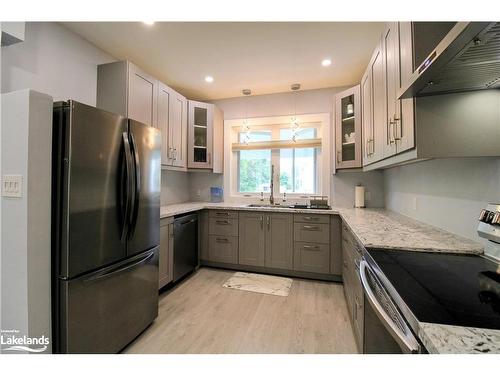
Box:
303, 216, 319, 221
388, 119, 395, 144
266, 216, 270, 231
260, 215, 263, 230
302, 225, 320, 231
216, 237, 229, 243
394, 116, 401, 141
216, 220, 230, 225
303, 245, 320, 251
215, 212, 229, 216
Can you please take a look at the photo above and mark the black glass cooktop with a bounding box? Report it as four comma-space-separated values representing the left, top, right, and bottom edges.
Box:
367, 249, 500, 330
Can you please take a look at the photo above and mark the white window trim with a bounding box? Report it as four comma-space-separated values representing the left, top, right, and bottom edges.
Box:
223, 113, 331, 201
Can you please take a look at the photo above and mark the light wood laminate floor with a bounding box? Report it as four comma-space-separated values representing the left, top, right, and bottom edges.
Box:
123, 267, 358, 354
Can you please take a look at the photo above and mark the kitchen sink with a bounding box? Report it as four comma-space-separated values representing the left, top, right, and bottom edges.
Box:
246, 203, 289, 208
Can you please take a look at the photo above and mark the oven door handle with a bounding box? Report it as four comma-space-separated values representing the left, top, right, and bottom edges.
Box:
359, 260, 420, 354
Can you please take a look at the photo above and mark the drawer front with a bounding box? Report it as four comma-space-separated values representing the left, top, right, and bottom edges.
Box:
293, 242, 330, 274
209, 217, 239, 236
294, 223, 330, 244
208, 235, 238, 264
209, 210, 239, 219
342, 224, 363, 261
342, 222, 359, 247
294, 213, 330, 224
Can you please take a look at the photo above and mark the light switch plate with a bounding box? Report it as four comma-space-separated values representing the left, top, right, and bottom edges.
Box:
2, 175, 23, 198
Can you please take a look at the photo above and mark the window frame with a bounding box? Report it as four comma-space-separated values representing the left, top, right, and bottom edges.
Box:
225, 113, 331, 200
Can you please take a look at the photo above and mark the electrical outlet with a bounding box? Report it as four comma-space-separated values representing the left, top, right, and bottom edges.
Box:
2, 175, 23, 198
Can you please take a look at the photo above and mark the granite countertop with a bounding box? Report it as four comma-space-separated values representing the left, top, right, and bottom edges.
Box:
161, 202, 483, 255
419, 323, 500, 354
160, 201, 340, 218
339, 208, 484, 255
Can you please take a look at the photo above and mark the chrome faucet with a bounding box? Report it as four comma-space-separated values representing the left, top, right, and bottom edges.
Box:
269, 164, 275, 205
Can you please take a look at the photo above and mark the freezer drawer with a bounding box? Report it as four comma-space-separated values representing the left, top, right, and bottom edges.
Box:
56, 248, 159, 353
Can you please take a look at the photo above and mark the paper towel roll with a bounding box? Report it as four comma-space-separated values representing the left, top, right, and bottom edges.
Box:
355, 185, 365, 208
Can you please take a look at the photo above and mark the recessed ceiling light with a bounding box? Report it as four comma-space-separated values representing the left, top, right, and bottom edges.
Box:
143, 21, 155, 26
321, 59, 332, 67
205, 76, 214, 83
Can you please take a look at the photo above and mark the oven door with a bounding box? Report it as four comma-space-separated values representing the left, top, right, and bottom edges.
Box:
360, 260, 421, 354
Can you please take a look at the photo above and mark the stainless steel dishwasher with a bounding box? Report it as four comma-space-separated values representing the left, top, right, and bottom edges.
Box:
173, 213, 198, 282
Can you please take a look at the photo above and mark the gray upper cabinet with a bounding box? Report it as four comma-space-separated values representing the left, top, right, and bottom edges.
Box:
382, 23, 399, 159
335, 85, 362, 169
397, 22, 416, 154
97, 60, 188, 170
265, 213, 293, 270
362, 38, 385, 166
169, 92, 188, 169
238, 212, 265, 266
97, 61, 158, 127
212, 105, 224, 174
361, 65, 373, 165
361, 22, 417, 168
157, 82, 172, 166
382, 22, 415, 159
188, 100, 213, 169
128, 63, 158, 127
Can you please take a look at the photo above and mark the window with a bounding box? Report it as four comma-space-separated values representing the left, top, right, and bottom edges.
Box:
230, 115, 326, 196
238, 131, 272, 193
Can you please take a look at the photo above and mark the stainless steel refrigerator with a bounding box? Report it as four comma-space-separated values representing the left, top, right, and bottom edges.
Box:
52, 101, 161, 353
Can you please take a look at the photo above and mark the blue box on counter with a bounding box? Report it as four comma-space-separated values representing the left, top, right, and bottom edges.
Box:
210, 187, 224, 203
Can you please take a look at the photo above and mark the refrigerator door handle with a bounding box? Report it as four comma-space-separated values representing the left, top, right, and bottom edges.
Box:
121, 132, 134, 242
129, 133, 141, 236
83, 249, 155, 284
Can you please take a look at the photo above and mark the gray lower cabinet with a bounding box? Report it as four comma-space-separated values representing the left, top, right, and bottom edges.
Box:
238, 212, 265, 266
159, 217, 174, 289
341, 221, 364, 351
208, 235, 238, 264
265, 213, 293, 270
330, 215, 342, 275
238, 212, 293, 270
207, 210, 239, 264
293, 214, 331, 274
293, 242, 330, 274
202, 210, 342, 279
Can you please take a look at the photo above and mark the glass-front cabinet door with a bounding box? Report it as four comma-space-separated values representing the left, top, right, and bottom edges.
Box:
188, 100, 213, 169
335, 85, 362, 169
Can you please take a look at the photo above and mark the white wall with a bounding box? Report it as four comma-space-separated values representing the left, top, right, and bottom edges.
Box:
161, 170, 191, 205
1, 90, 53, 352
1, 22, 115, 105
384, 157, 500, 259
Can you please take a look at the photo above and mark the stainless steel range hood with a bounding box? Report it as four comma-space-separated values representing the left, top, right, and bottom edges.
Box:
399, 22, 500, 99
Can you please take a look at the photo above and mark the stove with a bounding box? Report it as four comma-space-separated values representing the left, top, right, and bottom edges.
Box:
367, 249, 500, 330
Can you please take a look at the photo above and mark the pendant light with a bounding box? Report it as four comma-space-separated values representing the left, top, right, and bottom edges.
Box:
241, 89, 252, 144
290, 83, 301, 142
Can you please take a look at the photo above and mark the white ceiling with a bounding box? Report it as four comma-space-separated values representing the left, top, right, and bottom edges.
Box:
62, 22, 385, 100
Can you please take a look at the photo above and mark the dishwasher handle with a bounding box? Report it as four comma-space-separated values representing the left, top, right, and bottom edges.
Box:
359, 260, 420, 354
